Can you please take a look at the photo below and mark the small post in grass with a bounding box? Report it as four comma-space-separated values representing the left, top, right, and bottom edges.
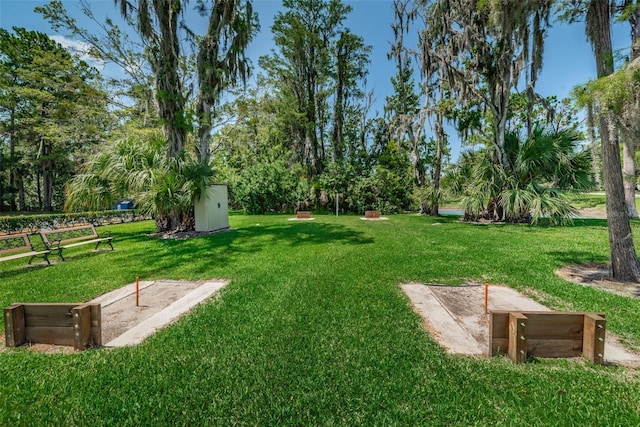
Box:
136, 276, 140, 307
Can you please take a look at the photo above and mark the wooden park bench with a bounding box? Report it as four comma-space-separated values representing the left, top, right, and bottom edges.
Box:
296, 211, 311, 219
0, 233, 50, 265
40, 224, 114, 261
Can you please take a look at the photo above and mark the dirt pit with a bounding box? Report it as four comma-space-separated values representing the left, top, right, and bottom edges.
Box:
402, 282, 640, 367
556, 263, 640, 299
1, 279, 228, 354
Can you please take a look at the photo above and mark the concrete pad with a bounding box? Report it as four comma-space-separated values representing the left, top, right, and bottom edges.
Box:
105, 280, 226, 347
402, 284, 484, 356
88, 279, 229, 347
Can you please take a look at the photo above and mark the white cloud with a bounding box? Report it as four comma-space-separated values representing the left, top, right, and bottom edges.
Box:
49, 35, 105, 69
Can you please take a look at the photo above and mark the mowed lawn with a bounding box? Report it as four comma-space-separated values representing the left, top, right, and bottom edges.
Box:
0, 213, 639, 425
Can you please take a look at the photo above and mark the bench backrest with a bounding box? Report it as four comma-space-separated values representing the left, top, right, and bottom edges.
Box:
41, 224, 98, 246
0, 233, 33, 255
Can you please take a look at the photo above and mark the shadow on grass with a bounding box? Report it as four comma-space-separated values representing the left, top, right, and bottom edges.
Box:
568, 218, 608, 228
89, 220, 375, 278
547, 250, 608, 267
0, 261, 51, 281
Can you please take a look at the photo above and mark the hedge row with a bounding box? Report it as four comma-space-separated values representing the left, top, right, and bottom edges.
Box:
0, 210, 148, 234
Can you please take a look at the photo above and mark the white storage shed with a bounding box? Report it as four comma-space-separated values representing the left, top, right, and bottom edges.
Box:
194, 184, 229, 232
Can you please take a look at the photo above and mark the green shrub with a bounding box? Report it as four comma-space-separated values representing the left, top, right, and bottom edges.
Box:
0, 210, 145, 233
232, 160, 303, 214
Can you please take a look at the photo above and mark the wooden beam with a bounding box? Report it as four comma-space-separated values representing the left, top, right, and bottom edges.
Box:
4, 304, 25, 347
583, 313, 606, 365
5, 302, 102, 350
25, 326, 75, 346
490, 310, 606, 364
508, 312, 528, 363
89, 303, 102, 346
526, 338, 583, 358
23, 303, 77, 327
72, 304, 91, 350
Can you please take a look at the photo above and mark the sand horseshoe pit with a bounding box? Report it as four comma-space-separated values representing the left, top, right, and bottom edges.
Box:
401, 283, 640, 367
2, 279, 229, 353
93, 279, 229, 347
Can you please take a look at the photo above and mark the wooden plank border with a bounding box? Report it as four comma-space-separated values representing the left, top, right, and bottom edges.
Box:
489, 310, 606, 364
4, 303, 101, 350
4, 304, 26, 347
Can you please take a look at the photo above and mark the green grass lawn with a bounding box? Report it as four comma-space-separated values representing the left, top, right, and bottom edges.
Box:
1, 214, 639, 425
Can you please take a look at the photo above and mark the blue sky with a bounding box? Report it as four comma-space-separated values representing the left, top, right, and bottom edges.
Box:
0, 0, 633, 160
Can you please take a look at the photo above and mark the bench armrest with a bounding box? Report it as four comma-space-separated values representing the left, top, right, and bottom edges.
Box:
48, 238, 62, 248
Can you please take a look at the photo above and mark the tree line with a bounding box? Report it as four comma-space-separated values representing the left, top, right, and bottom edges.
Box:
1, 0, 640, 279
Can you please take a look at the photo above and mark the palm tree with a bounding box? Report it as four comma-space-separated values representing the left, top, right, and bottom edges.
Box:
65, 133, 213, 232
446, 126, 593, 224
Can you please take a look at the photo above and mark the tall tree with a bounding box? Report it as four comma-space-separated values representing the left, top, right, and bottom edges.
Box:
260, 0, 352, 179
113, 0, 186, 159
331, 29, 370, 162
420, 0, 552, 171
194, 0, 257, 164
562, 0, 640, 280
586, 0, 640, 280
419, 0, 553, 220
387, 0, 427, 201
40, 0, 257, 164
0, 27, 108, 212
618, 0, 640, 218
40, 0, 257, 230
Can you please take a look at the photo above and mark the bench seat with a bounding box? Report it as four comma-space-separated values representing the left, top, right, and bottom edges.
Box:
59, 237, 113, 250
1, 250, 50, 262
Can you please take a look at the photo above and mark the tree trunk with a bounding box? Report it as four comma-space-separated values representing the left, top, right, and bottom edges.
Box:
42, 156, 53, 212
9, 106, 16, 211
36, 169, 42, 211
622, 136, 638, 218
622, 3, 640, 218
43, 160, 53, 212
492, 111, 510, 172
601, 116, 640, 280
332, 40, 345, 161
18, 178, 25, 211
427, 114, 445, 217
8, 170, 16, 212
589, 0, 640, 281
40, 138, 53, 212
197, 100, 212, 164
148, 0, 186, 159
586, 105, 603, 189
155, 210, 195, 233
